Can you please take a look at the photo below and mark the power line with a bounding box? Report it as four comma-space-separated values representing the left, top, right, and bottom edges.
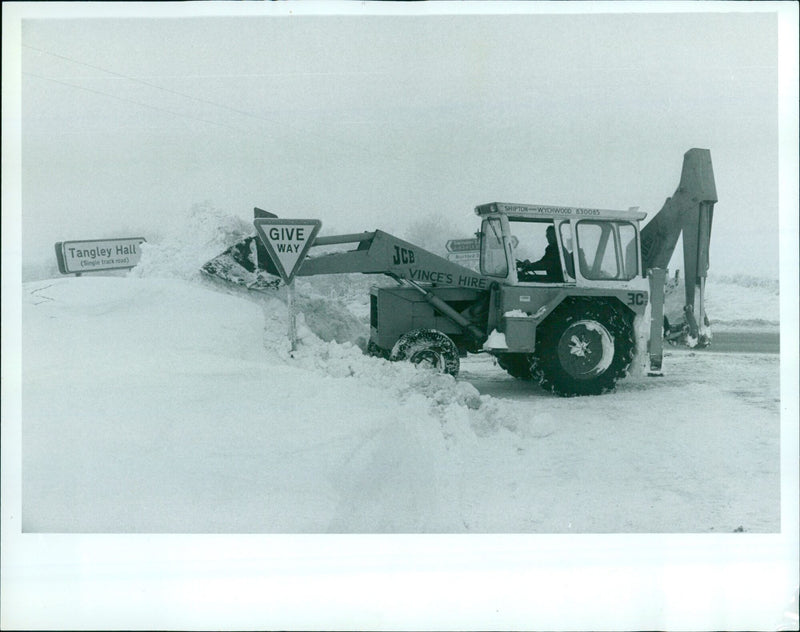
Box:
22, 43, 404, 163
23, 71, 248, 133
24, 44, 278, 128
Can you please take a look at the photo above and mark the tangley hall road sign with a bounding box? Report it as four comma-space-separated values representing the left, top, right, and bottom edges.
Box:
254, 219, 322, 284
55, 237, 146, 274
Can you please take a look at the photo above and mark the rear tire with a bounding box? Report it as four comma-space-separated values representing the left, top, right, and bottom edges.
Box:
496, 353, 533, 380
532, 299, 634, 396
390, 329, 460, 377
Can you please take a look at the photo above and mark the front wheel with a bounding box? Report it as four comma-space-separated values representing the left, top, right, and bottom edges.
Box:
390, 329, 460, 377
496, 353, 533, 380
367, 340, 389, 359
532, 299, 634, 396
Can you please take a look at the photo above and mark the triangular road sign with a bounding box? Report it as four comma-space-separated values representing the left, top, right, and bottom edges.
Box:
253, 218, 322, 283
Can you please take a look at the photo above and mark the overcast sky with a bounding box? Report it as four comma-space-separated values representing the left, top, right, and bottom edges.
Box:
7, 3, 796, 277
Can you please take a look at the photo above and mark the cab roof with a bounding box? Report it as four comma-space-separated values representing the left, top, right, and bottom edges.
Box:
475, 202, 648, 222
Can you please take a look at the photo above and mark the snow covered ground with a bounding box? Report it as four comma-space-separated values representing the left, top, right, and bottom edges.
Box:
664, 272, 780, 332
6, 222, 797, 631
20, 271, 781, 533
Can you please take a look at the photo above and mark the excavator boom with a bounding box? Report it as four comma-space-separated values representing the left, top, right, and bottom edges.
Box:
640, 148, 717, 345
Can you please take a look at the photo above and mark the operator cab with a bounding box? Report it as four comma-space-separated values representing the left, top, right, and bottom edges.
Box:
475, 202, 647, 286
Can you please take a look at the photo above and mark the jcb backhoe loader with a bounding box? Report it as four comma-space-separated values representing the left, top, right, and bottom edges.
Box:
203, 148, 717, 396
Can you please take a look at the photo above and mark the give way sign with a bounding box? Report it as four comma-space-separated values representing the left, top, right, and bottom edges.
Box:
254, 218, 322, 284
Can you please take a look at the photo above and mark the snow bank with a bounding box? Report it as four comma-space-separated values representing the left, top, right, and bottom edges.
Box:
293, 288, 370, 349
130, 202, 253, 281
22, 277, 541, 533
260, 295, 528, 438
706, 274, 780, 330
128, 203, 372, 347
664, 273, 779, 331
21, 274, 780, 534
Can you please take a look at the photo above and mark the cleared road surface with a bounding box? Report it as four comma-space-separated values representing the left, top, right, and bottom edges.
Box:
462, 328, 780, 400
704, 330, 779, 354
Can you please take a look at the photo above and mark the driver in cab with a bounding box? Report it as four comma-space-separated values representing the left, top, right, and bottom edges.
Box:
517, 225, 564, 282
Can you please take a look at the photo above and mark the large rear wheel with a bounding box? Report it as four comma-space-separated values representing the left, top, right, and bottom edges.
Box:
532, 299, 634, 396
390, 329, 460, 377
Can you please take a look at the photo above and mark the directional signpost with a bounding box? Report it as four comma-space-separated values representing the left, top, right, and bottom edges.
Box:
55, 237, 146, 275
254, 218, 322, 351
446, 237, 480, 272
444, 235, 517, 272
447, 250, 480, 270
445, 237, 480, 253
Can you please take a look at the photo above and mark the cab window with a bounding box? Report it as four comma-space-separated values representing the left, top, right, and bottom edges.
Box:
559, 222, 575, 280
480, 217, 508, 277
509, 219, 565, 283
576, 220, 639, 280
577, 221, 617, 279
619, 222, 639, 279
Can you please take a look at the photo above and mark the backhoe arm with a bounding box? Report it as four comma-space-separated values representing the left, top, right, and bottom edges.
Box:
640, 148, 717, 344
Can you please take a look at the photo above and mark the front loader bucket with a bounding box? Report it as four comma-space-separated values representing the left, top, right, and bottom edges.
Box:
201, 235, 282, 291
200, 207, 283, 291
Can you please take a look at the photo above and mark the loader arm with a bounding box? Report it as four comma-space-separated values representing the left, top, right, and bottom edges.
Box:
297, 229, 489, 289
295, 229, 491, 342
640, 148, 717, 343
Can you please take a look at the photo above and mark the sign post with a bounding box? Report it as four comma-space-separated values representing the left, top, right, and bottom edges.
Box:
286, 282, 295, 349
253, 218, 322, 352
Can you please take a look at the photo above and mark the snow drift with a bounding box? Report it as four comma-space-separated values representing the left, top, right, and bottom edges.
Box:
19, 205, 781, 533
22, 272, 780, 533
664, 272, 779, 331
